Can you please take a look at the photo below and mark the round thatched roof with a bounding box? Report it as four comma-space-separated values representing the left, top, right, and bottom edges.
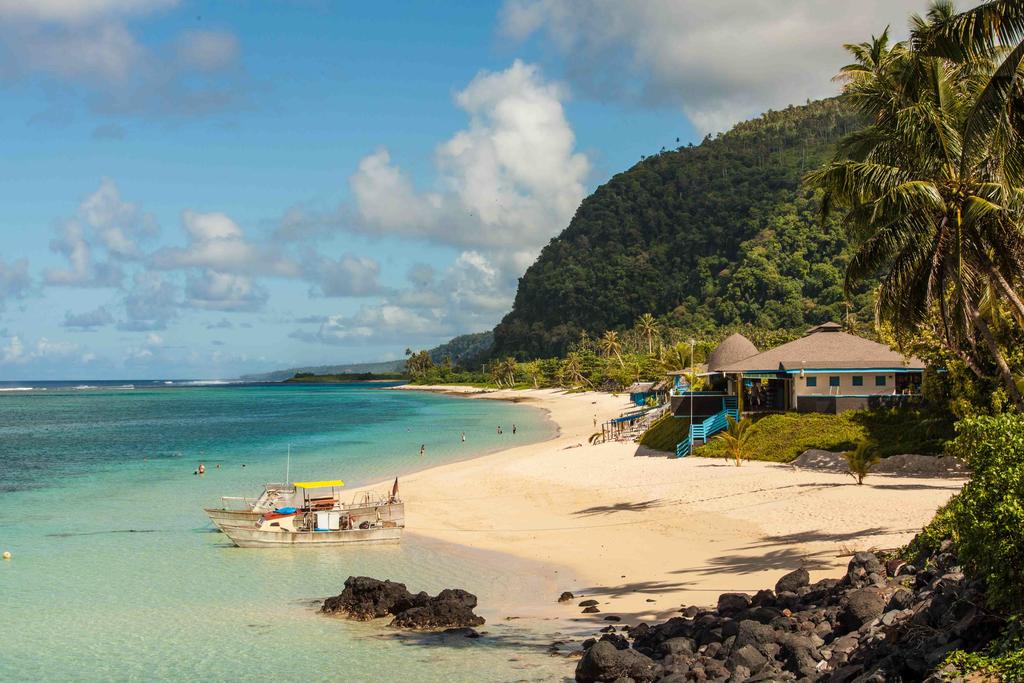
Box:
707, 333, 758, 371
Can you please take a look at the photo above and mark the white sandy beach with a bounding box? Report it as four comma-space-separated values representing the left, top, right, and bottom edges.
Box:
360, 386, 964, 625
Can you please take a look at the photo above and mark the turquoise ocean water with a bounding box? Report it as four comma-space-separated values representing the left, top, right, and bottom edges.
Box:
0, 382, 569, 682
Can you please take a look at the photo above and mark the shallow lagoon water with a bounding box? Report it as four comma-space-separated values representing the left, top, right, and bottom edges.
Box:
0, 383, 568, 682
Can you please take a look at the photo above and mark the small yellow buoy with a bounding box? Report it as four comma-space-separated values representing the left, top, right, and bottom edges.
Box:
2, 551, 10, 560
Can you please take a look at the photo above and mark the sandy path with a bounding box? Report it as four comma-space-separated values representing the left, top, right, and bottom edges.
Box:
358, 386, 963, 625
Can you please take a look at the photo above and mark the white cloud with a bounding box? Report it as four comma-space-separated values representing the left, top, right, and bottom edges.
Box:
79, 177, 158, 258
185, 270, 268, 312
349, 60, 589, 251
0, 257, 31, 309
291, 305, 447, 346
0, 1, 177, 23
43, 178, 154, 287
0, 335, 22, 363
176, 30, 239, 72
44, 220, 124, 287
119, 270, 177, 330
152, 210, 299, 277
0, 335, 79, 364
320, 60, 591, 345
500, 0, 923, 133
63, 306, 115, 329
0, 1, 246, 120
4, 21, 144, 84
306, 253, 383, 298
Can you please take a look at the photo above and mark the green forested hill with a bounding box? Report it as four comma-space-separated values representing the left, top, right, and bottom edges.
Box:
492, 98, 872, 359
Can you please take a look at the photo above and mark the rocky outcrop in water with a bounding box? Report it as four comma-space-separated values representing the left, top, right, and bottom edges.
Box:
576, 544, 1003, 682
321, 576, 484, 630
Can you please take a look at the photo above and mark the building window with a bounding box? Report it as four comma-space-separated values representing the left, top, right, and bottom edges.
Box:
829, 376, 840, 387
852, 376, 863, 387
875, 375, 887, 387
806, 376, 817, 387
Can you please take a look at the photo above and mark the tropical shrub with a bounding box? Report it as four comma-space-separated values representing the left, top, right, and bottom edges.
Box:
943, 414, 1024, 613
844, 440, 880, 484
713, 415, 752, 467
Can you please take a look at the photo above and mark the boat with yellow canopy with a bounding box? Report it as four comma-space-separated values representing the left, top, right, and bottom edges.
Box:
218, 478, 404, 548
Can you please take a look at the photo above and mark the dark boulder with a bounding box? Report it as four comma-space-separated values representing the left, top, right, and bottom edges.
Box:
579, 599, 600, 607
839, 587, 886, 632
733, 620, 779, 654
599, 632, 630, 650
658, 637, 695, 658
717, 593, 751, 616
559, 591, 575, 603
886, 588, 914, 612
321, 576, 412, 620
845, 552, 883, 588
575, 640, 662, 682
388, 588, 485, 630
728, 644, 768, 674
775, 567, 810, 594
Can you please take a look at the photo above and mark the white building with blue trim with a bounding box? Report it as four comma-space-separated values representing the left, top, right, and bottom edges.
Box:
713, 322, 925, 414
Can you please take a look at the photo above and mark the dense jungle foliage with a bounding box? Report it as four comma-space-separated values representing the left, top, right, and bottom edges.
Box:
492, 98, 871, 359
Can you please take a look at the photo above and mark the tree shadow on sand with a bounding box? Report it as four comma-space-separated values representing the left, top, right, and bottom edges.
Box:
572, 499, 668, 516
868, 482, 963, 491
739, 527, 895, 548
672, 547, 835, 576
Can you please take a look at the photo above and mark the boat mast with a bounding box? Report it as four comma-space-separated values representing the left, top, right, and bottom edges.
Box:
286, 444, 291, 484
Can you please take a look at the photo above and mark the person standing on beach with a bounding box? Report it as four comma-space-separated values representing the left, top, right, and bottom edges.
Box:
419, 444, 425, 457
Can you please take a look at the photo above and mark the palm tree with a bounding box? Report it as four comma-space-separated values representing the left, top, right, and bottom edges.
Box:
598, 330, 624, 367
560, 352, 587, 388
806, 9, 1024, 407
713, 416, 752, 467
636, 313, 660, 355
844, 440, 882, 485
662, 341, 690, 374
500, 357, 518, 387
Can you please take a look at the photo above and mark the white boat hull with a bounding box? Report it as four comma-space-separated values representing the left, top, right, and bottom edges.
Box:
205, 502, 405, 532
220, 524, 403, 548
205, 508, 261, 530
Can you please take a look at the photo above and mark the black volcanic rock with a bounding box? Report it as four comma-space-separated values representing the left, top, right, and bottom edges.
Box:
576, 640, 662, 682
322, 577, 485, 631
321, 576, 413, 620
574, 542, 1008, 683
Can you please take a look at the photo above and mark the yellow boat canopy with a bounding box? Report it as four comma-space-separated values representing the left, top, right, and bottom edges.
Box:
293, 479, 345, 489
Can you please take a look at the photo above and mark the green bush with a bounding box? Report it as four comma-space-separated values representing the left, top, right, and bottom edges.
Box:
943, 414, 1024, 613
943, 618, 1024, 680
903, 499, 958, 562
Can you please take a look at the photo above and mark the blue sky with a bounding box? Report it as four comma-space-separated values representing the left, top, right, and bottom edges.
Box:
0, 0, 925, 379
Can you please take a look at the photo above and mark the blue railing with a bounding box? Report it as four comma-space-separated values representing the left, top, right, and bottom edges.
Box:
675, 396, 740, 458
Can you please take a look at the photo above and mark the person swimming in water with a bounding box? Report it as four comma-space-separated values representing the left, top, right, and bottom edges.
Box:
198, 463, 206, 475
419, 444, 425, 457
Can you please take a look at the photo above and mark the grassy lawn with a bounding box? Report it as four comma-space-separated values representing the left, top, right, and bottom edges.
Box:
639, 408, 954, 462
637, 414, 691, 452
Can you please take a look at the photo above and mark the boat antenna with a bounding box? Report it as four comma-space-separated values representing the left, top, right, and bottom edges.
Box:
286, 444, 291, 484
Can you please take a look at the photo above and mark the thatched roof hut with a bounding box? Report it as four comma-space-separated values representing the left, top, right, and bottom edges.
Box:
706, 333, 758, 372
